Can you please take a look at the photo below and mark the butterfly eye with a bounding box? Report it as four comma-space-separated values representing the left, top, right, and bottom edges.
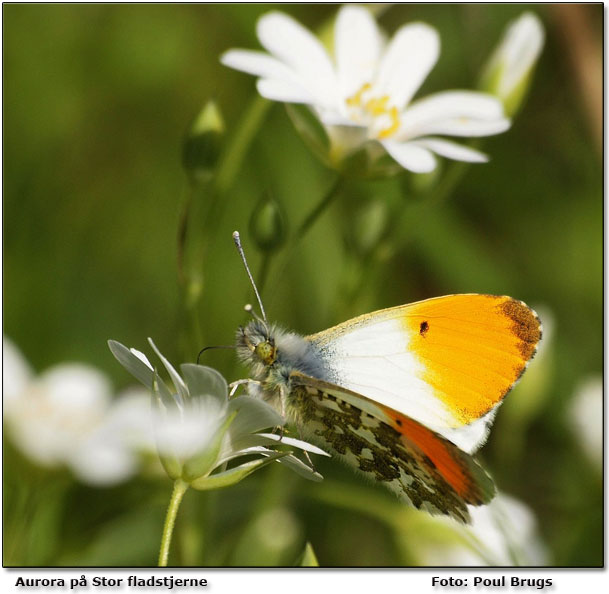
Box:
254, 340, 276, 365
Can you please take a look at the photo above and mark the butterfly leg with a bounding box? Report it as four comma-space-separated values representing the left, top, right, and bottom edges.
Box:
229, 378, 262, 398
294, 421, 318, 472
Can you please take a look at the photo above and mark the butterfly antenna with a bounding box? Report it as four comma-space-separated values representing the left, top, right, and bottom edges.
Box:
197, 344, 235, 365
244, 303, 265, 325
233, 231, 268, 326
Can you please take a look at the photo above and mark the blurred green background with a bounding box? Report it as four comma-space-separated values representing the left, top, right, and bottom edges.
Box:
3, 4, 602, 566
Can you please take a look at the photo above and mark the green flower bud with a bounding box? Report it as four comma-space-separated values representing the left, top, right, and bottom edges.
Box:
480, 13, 545, 117
249, 195, 287, 253
182, 100, 225, 183
343, 195, 390, 258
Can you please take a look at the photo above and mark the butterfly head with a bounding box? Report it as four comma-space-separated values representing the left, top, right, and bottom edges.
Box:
236, 319, 277, 370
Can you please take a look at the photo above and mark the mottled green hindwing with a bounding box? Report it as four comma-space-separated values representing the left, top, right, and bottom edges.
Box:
288, 376, 496, 524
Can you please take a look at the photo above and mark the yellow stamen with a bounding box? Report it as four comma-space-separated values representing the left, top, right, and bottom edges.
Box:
346, 82, 372, 107
365, 96, 390, 116
378, 106, 400, 139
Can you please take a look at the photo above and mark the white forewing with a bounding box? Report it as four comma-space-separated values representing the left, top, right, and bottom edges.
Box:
308, 314, 490, 453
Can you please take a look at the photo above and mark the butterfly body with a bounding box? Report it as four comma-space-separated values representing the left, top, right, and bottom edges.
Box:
236, 294, 541, 523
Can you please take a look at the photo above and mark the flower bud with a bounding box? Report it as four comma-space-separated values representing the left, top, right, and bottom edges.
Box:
480, 13, 545, 117
249, 195, 287, 253
182, 100, 225, 183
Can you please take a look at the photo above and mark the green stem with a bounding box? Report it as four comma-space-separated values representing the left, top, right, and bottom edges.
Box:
214, 96, 270, 195
158, 479, 189, 567
257, 251, 274, 295
178, 98, 271, 358
264, 176, 343, 298
294, 176, 343, 241
387, 159, 472, 253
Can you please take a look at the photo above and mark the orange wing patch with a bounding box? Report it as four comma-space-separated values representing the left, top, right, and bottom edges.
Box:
402, 295, 542, 424
383, 406, 495, 505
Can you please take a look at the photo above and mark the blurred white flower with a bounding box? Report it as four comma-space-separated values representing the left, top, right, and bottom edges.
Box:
108, 338, 330, 488
3, 336, 34, 411
567, 375, 602, 470
481, 12, 545, 116
222, 6, 510, 173
414, 493, 548, 566
3, 337, 153, 486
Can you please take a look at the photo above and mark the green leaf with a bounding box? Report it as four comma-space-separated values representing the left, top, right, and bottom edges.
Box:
189, 452, 288, 491
277, 455, 324, 482
158, 453, 183, 481
108, 340, 172, 401
108, 340, 154, 387
255, 433, 330, 456
299, 542, 320, 567
148, 338, 189, 403
152, 369, 179, 411
180, 363, 228, 403
227, 396, 283, 437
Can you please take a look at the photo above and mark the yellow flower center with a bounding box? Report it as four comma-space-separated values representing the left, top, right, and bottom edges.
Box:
345, 83, 401, 139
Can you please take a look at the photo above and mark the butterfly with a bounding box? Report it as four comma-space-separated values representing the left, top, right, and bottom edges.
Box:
232, 233, 542, 523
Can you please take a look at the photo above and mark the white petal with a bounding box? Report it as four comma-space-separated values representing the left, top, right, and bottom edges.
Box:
381, 140, 437, 173
493, 13, 545, 98
256, 78, 314, 104
335, 5, 383, 99
399, 91, 509, 138
220, 49, 293, 80
7, 364, 112, 468
129, 348, 153, 370
412, 117, 511, 138
40, 365, 112, 413
374, 23, 440, 110
412, 138, 489, 162
68, 435, 137, 486
257, 11, 339, 109
319, 111, 363, 127
2, 337, 33, 410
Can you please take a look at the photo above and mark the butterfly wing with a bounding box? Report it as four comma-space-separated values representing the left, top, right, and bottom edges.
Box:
288, 371, 495, 523
307, 294, 542, 453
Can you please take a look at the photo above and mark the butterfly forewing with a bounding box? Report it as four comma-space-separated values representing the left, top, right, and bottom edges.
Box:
307, 294, 542, 453
288, 372, 495, 523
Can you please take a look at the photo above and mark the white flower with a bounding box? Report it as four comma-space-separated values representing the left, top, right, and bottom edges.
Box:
221, 6, 510, 173
567, 375, 602, 470
481, 12, 545, 116
3, 337, 153, 486
414, 493, 548, 566
108, 339, 330, 488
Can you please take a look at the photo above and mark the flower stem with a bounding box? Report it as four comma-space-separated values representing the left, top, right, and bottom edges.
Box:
264, 176, 343, 296
257, 251, 274, 295
294, 176, 343, 241
158, 479, 189, 567
214, 96, 270, 195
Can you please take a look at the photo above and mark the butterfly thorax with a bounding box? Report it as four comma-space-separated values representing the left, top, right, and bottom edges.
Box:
236, 320, 327, 400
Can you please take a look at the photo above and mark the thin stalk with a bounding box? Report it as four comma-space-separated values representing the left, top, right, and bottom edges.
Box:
178, 98, 271, 357
294, 176, 343, 242
387, 159, 472, 252
264, 176, 343, 299
158, 479, 189, 567
214, 96, 270, 195
256, 251, 274, 295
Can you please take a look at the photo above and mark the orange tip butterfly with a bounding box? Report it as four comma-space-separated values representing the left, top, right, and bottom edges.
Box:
232, 232, 542, 523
